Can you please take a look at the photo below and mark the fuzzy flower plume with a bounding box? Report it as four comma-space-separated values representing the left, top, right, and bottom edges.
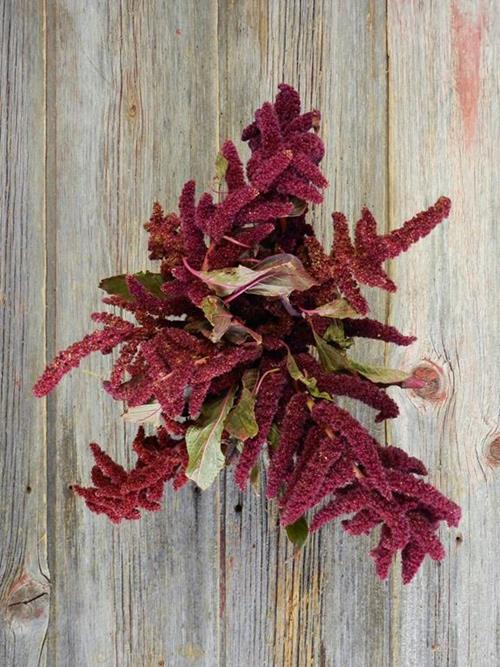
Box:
34, 84, 459, 583
342, 317, 416, 346
74, 427, 188, 523
266, 392, 309, 498
234, 364, 287, 488
297, 353, 400, 422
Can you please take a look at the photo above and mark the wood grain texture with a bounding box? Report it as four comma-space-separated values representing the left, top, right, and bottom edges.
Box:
386, 2, 499, 666
46, 2, 220, 666
0, 2, 50, 666
0, 1, 498, 666
218, 2, 392, 666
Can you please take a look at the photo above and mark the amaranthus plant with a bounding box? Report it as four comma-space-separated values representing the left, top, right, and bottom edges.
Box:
34, 84, 460, 583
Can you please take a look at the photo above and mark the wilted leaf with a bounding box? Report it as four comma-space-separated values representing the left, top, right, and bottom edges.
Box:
99, 271, 164, 302
122, 402, 162, 427
286, 197, 307, 217
185, 253, 316, 302
285, 515, 309, 550
186, 262, 256, 294
226, 325, 263, 345
349, 360, 411, 385
224, 385, 258, 441
286, 350, 332, 401
323, 321, 353, 349
186, 389, 235, 490
302, 297, 362, 319
313, 329, 350, 373
245, 254, 317, 298
201, 296, 262, 344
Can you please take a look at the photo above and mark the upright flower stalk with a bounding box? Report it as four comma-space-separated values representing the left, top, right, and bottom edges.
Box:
34, 84, 459, 583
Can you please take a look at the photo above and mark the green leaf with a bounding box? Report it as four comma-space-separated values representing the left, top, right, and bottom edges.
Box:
190, 264, 256, 295
323, 321, 353, 349
122, 402, 162, 427
312, 328, 411, 386
349, 360, 411, 384
200, 296, 262, 344
285, 350, 302, 382
201, 295, 232, 340
242, 368, 259, 392
285, 516, 309, 550
224, 386, 258, 441
99, 271, 164, 302
267, 423, 280, 450
185, 389, 236, 490
312, 329, 350, 373
302, 298, 363, 319
185, 253, 317, 301
285, 350, 333, 401
215, 152, 229, 182
249, 463, 260, 494
313, 329, 409, 384
224, 369, 259, 441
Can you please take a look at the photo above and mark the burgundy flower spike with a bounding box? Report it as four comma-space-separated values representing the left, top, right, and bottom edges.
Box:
34, 84, 460, 583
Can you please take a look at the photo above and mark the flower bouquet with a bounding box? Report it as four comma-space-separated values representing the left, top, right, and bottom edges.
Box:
34, 84, 460, 583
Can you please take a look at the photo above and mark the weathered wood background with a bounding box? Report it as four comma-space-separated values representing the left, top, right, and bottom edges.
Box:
1, 1, 498, 665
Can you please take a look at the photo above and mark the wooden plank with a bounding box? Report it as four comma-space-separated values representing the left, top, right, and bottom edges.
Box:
47, 2, 220, 665
37, 1, 498, 666
218, 2, 391, 665
0, 1, 50, 665
386, 1, 499, 666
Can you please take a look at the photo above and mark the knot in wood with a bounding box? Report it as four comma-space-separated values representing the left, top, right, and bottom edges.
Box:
2, 571, 50, 625
486, 436, 500, 468
411, 361, 446, 402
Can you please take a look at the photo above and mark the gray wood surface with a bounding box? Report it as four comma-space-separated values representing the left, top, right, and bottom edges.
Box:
386, 4, 499, 665
0, 1, 498, 666
0, 2, 50, 666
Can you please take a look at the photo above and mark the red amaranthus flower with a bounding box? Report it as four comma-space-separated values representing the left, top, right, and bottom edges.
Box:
34, 84, 459, 583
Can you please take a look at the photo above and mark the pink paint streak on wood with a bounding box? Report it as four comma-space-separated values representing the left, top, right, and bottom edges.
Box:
451, 1, 485, 148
